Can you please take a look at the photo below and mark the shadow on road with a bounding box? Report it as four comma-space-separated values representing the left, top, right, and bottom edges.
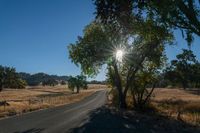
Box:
13, 128, 44, 133
69, 106, 200, 133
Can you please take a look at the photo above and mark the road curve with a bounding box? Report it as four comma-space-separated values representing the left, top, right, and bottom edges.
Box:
0, 90, 107, 133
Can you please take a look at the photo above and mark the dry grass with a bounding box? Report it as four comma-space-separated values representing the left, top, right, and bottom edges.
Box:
0, 84, 106, 118
86, 84, 107, 90
152, 88, 200, 126
152, 88, 200, 102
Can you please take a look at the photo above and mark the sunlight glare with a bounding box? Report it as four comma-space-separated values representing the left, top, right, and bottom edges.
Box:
116, 50, 124, 62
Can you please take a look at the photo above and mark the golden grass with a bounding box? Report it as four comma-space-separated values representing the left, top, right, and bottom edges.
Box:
86, 84, 107, 90
152, 88, 200, 102
0, 84, 106, 118
152, 88, 200, 126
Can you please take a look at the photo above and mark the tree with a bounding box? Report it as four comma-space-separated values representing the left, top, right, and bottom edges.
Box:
0, 66, 4, 91
68, 75, 87, 93
15, 79, 27, 89
191, 63, 200, 88
165, 49, 198, 89
68, 19, 172, 109
0, 66, 27, 89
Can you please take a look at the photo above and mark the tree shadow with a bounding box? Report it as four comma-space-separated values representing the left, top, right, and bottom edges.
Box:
185, 89, 200, 96
36, 91, 72, 98
69, 106, 200, 133
13, 128, 44, 133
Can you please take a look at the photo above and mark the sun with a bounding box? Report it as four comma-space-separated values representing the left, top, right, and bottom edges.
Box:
116, 49, 124, 62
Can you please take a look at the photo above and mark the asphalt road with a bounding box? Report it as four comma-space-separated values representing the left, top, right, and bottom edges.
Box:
0, 90, 107, 133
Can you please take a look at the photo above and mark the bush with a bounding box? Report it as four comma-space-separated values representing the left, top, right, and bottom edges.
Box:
16, 79, 27, 89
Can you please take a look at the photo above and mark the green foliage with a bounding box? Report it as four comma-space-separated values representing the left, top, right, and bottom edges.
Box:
68, 17, 173, 109
68, 75, 87, 93
94, 0, 200, 46
68, 0, 179, 109
0, 66, 27, 90
68, 76, 76, 91
165, 49, 200, 89
146, 0, 200, 43
191, 63, 200, 88
15, 79, 27, 89
130, 67, 158, 109
68, 23, 112, 76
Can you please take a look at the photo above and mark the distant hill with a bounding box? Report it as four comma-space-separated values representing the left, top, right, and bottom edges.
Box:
18, 72, 69, 86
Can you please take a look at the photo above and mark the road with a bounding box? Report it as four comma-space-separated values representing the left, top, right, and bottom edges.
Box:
0, 90, 107, 133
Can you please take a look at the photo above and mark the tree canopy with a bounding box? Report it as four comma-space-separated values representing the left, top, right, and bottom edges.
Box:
94, 0, 200, 46
68, 17, 173, 108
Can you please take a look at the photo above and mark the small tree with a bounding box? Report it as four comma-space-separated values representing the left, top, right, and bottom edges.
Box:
68, 75, 87, 93
16, 79, 27, 89
165, 49, 198, 89
0, 66, 4, 91
0, 66, 27, 89
190, 63, 200, 88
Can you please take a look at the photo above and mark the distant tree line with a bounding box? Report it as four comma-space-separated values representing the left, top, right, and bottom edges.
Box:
0, 66, 27, 90
0, 65, 108, 90
87, 80, 106, 84
19, 72, 107, 87
18, 72, 69, 86
42, 79, 59, 86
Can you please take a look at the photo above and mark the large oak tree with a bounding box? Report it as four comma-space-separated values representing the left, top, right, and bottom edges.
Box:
68, 19, 172, 109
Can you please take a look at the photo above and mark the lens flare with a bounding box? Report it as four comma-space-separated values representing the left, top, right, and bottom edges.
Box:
116, 50, 123, 62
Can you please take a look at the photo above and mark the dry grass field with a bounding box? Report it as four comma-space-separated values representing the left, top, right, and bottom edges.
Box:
152, 88, 200, 126
0, 84, 107, 118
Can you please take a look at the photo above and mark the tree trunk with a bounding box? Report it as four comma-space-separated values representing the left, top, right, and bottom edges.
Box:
113, 62, 127, 109
182, 81, 187, 90
77, 87, 80, 93
115, 80, 127, 109
119, 93, 127, 109
143, 84, 155, 105
0, 84, 2, 92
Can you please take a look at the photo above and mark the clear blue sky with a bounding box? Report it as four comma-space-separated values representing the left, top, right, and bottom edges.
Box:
0, 0, 199, 81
